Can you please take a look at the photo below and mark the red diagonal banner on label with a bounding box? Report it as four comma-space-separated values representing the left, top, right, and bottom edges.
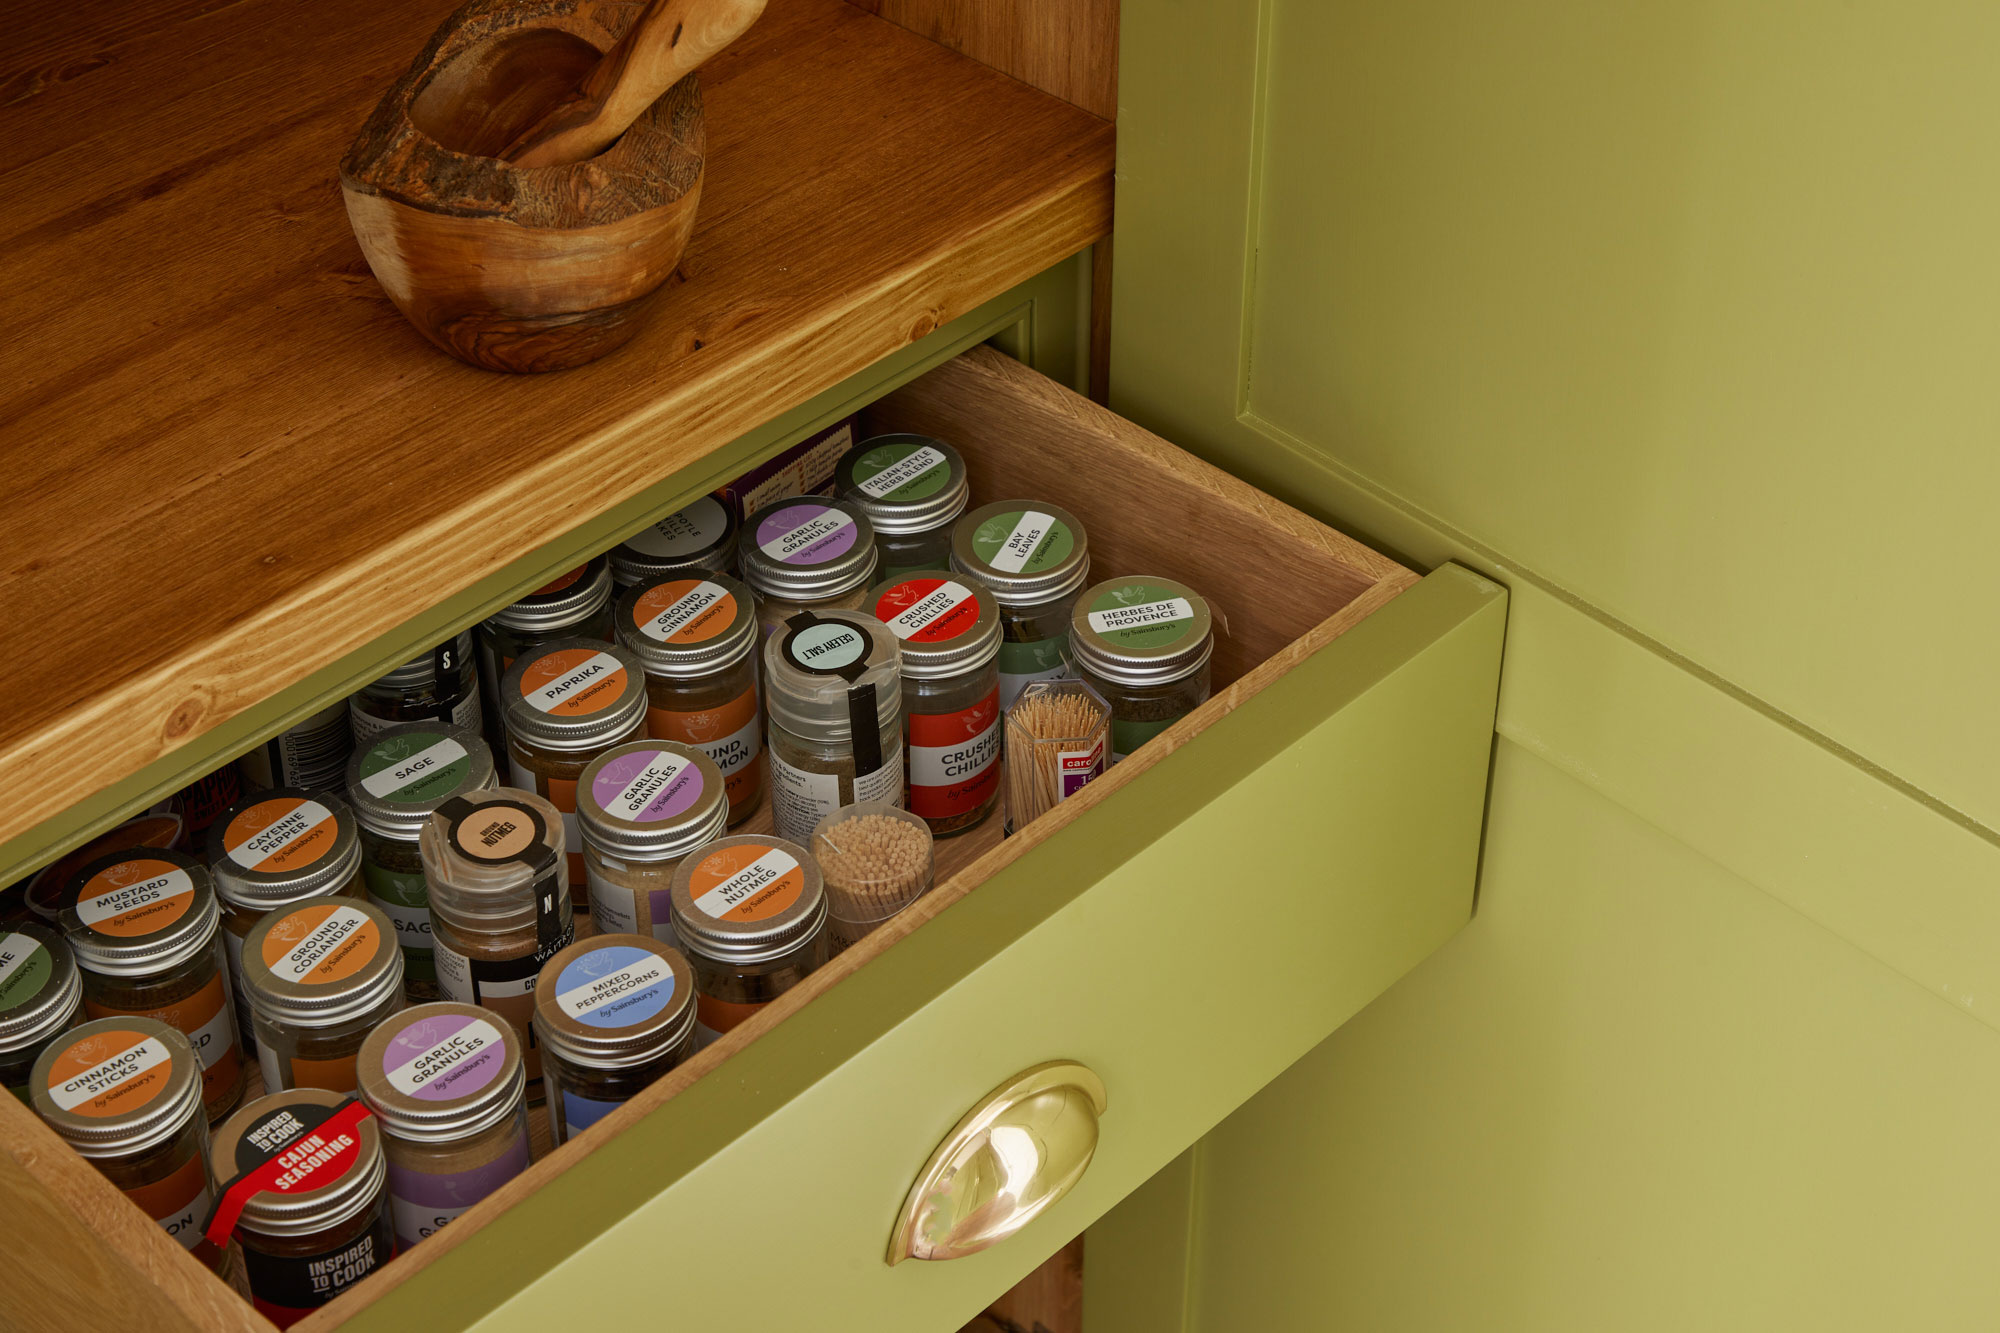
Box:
203, 1098, 375, 1247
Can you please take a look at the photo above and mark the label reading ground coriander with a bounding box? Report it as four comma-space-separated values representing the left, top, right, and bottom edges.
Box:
45, 1028, 172, 1116
75, 859, 195, 937
260, 904, 380, 986
0, 933, 50, 1011
357, 731, 471, 803
852, 442, 949, 501
224, 798, 338, 874
519, 648, 629, 716
755, 502, 857, 566
1085, 583, 1198, 649
554, 945, 673, 1028
626, 497, 728, 558
686, 844, 806, 922
633, 579, 736, 644
873, 577, 980, 643
970, 510, 1071, 575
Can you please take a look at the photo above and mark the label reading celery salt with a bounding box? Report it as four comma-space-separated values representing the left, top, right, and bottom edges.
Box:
1085, 583, 1197, 650
852, 442, 949, 501
970, 510, 1072, 575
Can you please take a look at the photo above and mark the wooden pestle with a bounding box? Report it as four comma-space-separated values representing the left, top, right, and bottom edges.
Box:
501, 0, 767, 167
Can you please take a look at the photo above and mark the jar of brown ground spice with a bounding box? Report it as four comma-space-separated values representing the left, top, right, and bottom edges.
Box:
349, 631, 483, 747
532, 935, 696, 1144
60, 848, 246, 1122
668, 835, 829, 1046
577, 741, 728, 942
0, 922, 82, 1102
239, 899, 404, 1094
477, 557, 616, 757
355, 1002, 530, 1251
500, 638, 650, 916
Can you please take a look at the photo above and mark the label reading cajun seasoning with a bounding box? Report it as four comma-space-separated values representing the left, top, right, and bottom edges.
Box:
0, 933, 50, 1011
519, 648, 629, 716
755, 502, 857, 566
74, 859, 195, 937
970, 510, 1072, 575
852, 442, 949, 501
223, 798, 338, 874
589, 748, 702, 823
873, 577, 980, 644
261, 904, 380, 986
686, 844, 805, 922
626, 497, 729, 558
382, 1013, 510, 1102
1085, 583, 1198, 649
647, 687, 762, 813
633, 579, 735, 644
908, 689, 1001, 819
356, 731, 471, 803
242, 1212, 391, 1324
45, 1028, 172, 1116
554, 945, 673, 1028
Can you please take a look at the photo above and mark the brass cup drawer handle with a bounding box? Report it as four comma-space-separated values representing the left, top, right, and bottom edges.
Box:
887, 1061, 1109, 1265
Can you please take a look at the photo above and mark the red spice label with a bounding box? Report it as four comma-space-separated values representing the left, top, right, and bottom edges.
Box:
685, 843, 803, 922
223, 797, 338, 874
44, 1027, 172, 1118
204, 1097, 376, 1248
907, 688, 1001, 818
873, 577, 981, 644
632, 579, 737, 644
519, 648, 629, 717
75, 857, 194, 938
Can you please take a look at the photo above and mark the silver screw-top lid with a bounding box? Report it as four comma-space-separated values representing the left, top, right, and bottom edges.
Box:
239, 898, 405, 1026
59, 848, 221, 978
949, 501, 1091, 607
576, 741, 728, 863
29, 1017, 204, 1159
668, 835, 827, 966
738, 498, 879, 601
499, 638, 649, 753
373, 630, 475, 690
761, 609, 902, 741
0, 923, 81, 1054
864, 572, 1002, 680
614, 573, 759, 680
833, 435, 970, 536
532, 935, 695, 1069
211, 1087, 387, 1238
344, 722, 498, 842
485, 557, 614, 635
207, 788, 363, 910
611, 496, 740, 589
356, 1002, 527, 1143
1068, 576, 1216, 686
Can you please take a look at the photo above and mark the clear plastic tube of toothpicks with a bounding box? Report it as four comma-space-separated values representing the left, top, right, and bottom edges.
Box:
1003, 679, 1111, 835
810, 803, 934, 952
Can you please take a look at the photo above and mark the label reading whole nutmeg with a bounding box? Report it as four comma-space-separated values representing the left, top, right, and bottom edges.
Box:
686, 844, 805, 923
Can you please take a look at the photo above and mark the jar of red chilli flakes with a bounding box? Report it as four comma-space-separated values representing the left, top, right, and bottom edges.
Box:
866, 571, 1003, 835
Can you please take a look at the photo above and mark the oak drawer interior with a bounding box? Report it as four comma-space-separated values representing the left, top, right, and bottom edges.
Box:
0, 346, 1417, 1331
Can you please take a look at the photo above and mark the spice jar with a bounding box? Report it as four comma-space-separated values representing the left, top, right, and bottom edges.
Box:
738, 497, 880, 639
209, 1088, 390, 1328
611, 494, 740, 592
950, 500, 1091, 709
1068, 576, 1216, 762
476, 557, 616, 755
811, 804, 935, 951
616, 573, 766, 825
762, 609, 906, 843
355, 1002, 531, 1250
24, 812, 187, 926
577, 741, 728, 941
240, 899, 404, 1094
668, 835, 829, 1045
238, 700, 356, 793
30, 1018, 230, 1271
532, 935, 696, 1144
207, 787, 367, 1055
60, 849, 246, 1122
500, 638, 649, 913
834, 435, 970, 581
419, 790, 575, 1092
349, 631, 483, 745
1, 923, 83, 1102
868, 572, 1003, 835
345, 721, 498, 1004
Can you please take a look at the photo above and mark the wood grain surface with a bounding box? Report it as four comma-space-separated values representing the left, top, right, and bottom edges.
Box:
848, 0, 1120, 120
0, 0, 1113, 860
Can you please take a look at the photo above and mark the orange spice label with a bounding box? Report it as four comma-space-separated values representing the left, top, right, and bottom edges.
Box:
533, 564, 588, 596
259, 903, 380, 986
695, 992, 765, 1038
85, 971, 239, 1107
288, 1051, 360, 1094
75, 857, 195, 937
222, 797, 338, 875
632, 579, 736, 644
519, 648, 629, 717
647, 685, 763, 813
44, 1027, 172, 1118
686, 843, 803, 922
124, 1150, 213, 1251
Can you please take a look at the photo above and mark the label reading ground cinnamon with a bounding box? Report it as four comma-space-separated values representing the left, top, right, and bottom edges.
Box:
519, 648, 629, 717
633, 579, 735, 644
45, 1028, 172, 1117
874, 577, 980, 644
686, 844, 805, 922
75, 858, 195, 937
260, 904, 380, 986
223, 798, 338, 874
647, 686, 762, 813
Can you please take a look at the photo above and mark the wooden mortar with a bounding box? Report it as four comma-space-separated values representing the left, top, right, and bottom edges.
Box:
340, 0, 704, 373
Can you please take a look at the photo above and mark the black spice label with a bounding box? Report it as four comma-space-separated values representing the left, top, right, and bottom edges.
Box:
243, 1205, 393, 1320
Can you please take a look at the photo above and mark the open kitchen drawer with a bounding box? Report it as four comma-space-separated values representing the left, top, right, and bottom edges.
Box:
0, 348, 1504, 1332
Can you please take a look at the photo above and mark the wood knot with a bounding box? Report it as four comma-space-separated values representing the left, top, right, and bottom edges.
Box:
908, 310, 939, 341
163, 696, 206, 740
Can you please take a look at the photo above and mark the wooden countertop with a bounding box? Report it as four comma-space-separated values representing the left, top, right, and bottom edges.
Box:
0, 0, 1114, 856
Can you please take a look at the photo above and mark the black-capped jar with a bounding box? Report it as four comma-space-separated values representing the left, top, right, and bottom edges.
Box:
577, 741, 729, 941
210, 1088, 390, 1328
532, 935, 697, 1143
762, 609, 906, 844
611, 494, 741, 592
834, 435, 970, 581
476, 557, 616, 755
2, 923, 82, 1101
1068, 576, 1216, 763
668, 835, 829, 1046
60, 849, 246, 1121
240, 899, 405, 1094
950, 500, 1091, 710
615, 573, 766, 825
349, 631, 482, 746
867, 572, 1003, 835
207, 787, 367, 1055
738, 498, 880, 640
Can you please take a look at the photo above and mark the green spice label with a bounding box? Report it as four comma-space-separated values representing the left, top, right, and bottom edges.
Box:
1086, 583, 1198, 650
363, 863, 436, 984
1111, 715, 1179, 763
358, 732, 471, 804
971, 510, 1072, 575
997, 635, 1070, 709
0, 933, 50, 1012
852, 442, 949, 501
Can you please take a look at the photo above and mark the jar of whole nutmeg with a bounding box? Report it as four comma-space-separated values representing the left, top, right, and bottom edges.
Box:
668, 835, 829, 1046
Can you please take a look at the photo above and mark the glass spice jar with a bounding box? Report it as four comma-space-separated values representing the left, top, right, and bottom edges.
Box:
610, 494, 741, 592
419, 791, 575, 1094
615, 573, 766, 826
500, 638, 650, 914
344, 722, 498, 1004
60, 848, 246, 1122
668, 835, 829, 1046
1, 923, 83, 1102
209, 1087, 391, 1328
30, 1018, 231, 1271
834, 435, 970, 582
576, 741, 728, 941
349, 631, 483, 746
867, 572, 1003, 835
240, 899, 405, 1094
1068, 576, 1216, 763
949, 500, 1091, 710
532, 935, 697, 1144
738, 497, 880, 640
355, 1002, 531, 1251
476, 557, 616, 757
207, 787, 367, 1056
762, 608, 906, 843
24, 812, 187, 926
238, 699, 356, 794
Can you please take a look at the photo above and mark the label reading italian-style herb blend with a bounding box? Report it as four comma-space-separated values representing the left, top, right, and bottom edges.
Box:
632, 579, 736, 644
260, 904, 380, 986
626, 497, 729, 558
646, 686, 763, 815
852, 442, 949, 501
908, 690, 1001, 819
519, 648, 629, 716
970, 510, 1072, 575
1085, 583, 1198, 649
74, 858, 195, 937
356, 731, 471, 804
45, 1028, 172, 1117
224, 798, 339, 874
873, 577, 980, 643
755, 502, 857, 566
554, 945, 674, 1029
0, 933, 50, 1011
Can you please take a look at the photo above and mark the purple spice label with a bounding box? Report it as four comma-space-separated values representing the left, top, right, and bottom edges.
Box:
381, 1013, 509, 1102
589, 748, 704, 823
754, 502, 857, 566
387, 1129, 531, 1247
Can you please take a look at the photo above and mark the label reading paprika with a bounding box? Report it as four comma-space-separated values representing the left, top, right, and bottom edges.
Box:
519, 648, 629, 717
908, 688, 1001, 819
632, 579, 735, 644
223, 798, 338, 874
75, 858, 195, 938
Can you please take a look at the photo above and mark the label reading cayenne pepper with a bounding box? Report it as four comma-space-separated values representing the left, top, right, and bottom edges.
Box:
852, 442, 949, 501
686, 844, 805, 922
754, 502, 857, 566
519, 648, 629, 716
632, 579, 735, 644
908, 688, 1001, 819
223, 797, 338, 874
74, 858, 195, 937
260, 904, 380, 986
873, 577, 980, 644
